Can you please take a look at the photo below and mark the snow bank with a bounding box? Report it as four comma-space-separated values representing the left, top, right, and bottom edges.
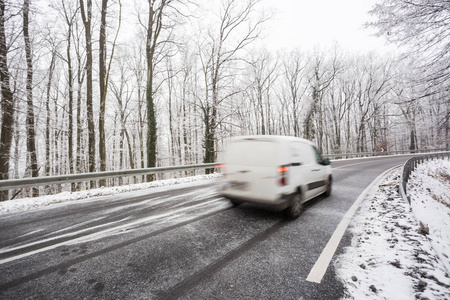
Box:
407, 158, 450, 273
335, 161, 450, 300
0, 173, 222, 215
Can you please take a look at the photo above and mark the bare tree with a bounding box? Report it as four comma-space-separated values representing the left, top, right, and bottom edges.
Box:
0, 0, 15, 200
23, 0, 39, 196
199, 0, 267, 165
281, 51, 308, 137
44, 38, 57, 177
79, 0, 95, 181
143, 0, 173, 177
392, 82, 420, 151
368, 0, 450, 90
74, 16, 87, 176
55, 0, 78, 184
110, 55, 135, 171
353, 55, 392, 152
126, 40, 146, 169
304, 48, 341, 151
247, 50, 278, 135
99, 0, 121, 186
326, 73, 353, 154
99, 0, 108, 182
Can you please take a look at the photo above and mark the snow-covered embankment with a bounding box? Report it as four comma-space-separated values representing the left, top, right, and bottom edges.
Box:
335, 158, 450, 299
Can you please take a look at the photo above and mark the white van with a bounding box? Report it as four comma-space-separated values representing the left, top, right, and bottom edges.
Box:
219, 135, 332, 218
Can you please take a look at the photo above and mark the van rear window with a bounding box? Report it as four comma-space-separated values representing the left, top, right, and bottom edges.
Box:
226, 140, 277, 167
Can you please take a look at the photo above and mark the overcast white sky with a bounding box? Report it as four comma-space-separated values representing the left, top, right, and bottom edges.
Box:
260, 0, 390, 53
120, 0, 392, 54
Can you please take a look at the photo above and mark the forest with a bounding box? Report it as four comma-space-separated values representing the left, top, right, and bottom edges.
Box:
0, 0, 449, 200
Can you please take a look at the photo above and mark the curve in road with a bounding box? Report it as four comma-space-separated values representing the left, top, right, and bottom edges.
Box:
0, 154, 419, 299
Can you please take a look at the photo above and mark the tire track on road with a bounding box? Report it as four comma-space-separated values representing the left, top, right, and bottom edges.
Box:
158, 219, 289, 300
0, 187, 220, 258
0, 184, 214, 229
0, 196, 226, 264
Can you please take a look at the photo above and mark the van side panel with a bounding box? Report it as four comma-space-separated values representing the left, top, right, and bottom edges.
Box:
285, 142, 314, 198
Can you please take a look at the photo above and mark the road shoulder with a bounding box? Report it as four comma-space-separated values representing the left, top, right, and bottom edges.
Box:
334, 167, 450, 299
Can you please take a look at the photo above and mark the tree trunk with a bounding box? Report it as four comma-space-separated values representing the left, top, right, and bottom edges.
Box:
45, 48, 57, 192
409, 129, 417, 151
138, 88, 145, 170
203, 104, 216, 174
124, 129, 135, 170
145, 1, 166, 180
0, 0, 14, 201
45, 56, 54, 176
23, 0, 39, 197
98, 0, 108, 186
65, 27, 74, 189
146, 65, 157, 178
80, 0, 96, 186
76, 54, 84, 175
446, 102, 449, 150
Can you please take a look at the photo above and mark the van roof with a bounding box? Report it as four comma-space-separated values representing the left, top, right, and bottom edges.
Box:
229, 135, 317, 147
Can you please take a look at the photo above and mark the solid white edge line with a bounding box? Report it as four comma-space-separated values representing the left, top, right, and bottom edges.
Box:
305, 165, 400, 284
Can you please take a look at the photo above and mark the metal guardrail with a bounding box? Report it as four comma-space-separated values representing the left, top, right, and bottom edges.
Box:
0, 148, 447, 200
0, 163, 218, 192
323, 148, 446, 159
399, 152, 450, 204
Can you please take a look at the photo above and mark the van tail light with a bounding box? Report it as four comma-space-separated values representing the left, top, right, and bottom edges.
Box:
277, 166, 289, 186
215, 164, 227, 176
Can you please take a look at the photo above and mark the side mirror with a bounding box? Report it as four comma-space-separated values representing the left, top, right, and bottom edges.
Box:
322, 158, 331, 166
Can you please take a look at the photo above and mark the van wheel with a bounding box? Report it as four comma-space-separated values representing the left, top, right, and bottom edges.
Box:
287, 192, 303, 218
229, 198, 242, 206
324, 177, 332, 197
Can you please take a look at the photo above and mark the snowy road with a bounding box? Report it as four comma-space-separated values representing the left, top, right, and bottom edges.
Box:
0, 155, 419, 299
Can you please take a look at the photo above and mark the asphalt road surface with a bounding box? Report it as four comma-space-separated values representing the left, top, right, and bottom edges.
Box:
0, 155, 418, 299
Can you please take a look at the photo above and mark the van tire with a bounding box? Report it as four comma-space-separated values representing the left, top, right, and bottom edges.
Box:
286, 192, 303, 218
324, 176, 332, 197
229, 198, 242, 206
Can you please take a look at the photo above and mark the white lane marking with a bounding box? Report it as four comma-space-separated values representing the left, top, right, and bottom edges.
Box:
306, 165, 400, 283
16, 229, 45, 239
48, 216, 109, 236
0, 198, 225, 265
0, 218, 128, 255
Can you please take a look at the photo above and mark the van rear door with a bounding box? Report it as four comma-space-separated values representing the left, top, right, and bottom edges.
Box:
224, 138, 280, 202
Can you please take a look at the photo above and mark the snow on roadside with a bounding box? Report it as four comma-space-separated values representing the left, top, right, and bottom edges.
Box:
408, 158, 450, 274
0, 173, 222, 215
335, 159, 450, 300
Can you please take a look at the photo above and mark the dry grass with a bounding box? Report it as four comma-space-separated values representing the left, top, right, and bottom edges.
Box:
431, 193, 450, 209
439, 172, 450, 182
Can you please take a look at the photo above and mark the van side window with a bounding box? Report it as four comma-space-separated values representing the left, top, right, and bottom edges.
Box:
312, 146, 323, 164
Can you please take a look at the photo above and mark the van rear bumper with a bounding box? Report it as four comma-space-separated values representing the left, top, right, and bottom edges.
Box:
222, 193, 293, 211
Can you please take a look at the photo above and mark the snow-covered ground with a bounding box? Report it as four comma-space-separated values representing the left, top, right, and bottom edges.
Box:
335, 158, 450, 300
